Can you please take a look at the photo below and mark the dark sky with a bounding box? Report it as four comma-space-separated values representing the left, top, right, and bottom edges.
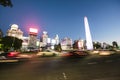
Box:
0, 0, 120, 44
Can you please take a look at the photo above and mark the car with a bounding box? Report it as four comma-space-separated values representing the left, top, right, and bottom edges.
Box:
0, 51, 20, 59
61, 50, 89, 57
67, 50, 89, 57
37, 50, 59, 57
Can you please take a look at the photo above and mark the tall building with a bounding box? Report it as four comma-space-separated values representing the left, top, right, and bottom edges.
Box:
28, 28, 38, 48
84, 16, 93, 50
54, 34, 59, 45
61, 37, 72, 50
39, 31, 60, 50
21, 36, 29, 51
78, 39, 85, 50
50, 34, 60, 49
7, 24, 23, 39
41, 31, 49, 47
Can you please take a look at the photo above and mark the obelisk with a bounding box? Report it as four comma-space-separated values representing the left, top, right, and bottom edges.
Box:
84, 16, 93, 50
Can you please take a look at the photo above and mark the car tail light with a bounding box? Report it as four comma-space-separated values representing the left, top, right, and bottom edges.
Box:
8, 52, 18, 57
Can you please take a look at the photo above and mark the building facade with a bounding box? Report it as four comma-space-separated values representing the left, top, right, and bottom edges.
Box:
61, 37, 72, 50
28, 28, 38, 49
6, 24, 23, 39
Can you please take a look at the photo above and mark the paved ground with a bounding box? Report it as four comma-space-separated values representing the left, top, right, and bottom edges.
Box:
0, 53, 120, 80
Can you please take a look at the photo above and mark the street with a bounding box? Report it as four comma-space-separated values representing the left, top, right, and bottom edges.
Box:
0, 53, 120, 80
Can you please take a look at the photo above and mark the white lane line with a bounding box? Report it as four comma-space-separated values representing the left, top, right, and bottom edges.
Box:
87, 62, 97, 65
62, 72, 67, 80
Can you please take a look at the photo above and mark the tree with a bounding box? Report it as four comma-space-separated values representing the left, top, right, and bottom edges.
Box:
0, 38, 3, 51
0, 28, 3, 38
54, 43, 62, 52
112, 41, 119, 49
73, 40, 78, 49
0, 0, 13, 7
93, 42, 102, 49
1, 36, 23, 51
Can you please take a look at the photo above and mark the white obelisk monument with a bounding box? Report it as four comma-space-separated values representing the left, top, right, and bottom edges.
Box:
84, 16, 93, 50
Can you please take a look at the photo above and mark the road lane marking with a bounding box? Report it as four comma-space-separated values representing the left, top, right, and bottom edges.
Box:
63, 72, 67, 80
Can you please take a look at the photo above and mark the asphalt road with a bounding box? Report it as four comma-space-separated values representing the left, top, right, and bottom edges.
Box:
0, 54, 120, 80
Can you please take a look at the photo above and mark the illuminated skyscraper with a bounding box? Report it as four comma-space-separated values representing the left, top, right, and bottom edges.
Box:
61, 37, 72, 50
54, 34, 59, 45
7, 24, 23, 39
42, 31, 48, 46
28, 28, 38, 48
84, 16, 93, 50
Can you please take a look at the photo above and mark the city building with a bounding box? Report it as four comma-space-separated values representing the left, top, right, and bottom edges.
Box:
6, 24, 23, 39
6, 24, 23, 51
21, 36, 29, 51
40, 31, 49, 49
39, 31, 60, 50
28, 28, 38, 49
6, 25, 42, 51
54, 34, 59, 45
51, 34, 60, 49
78, 39, 85, 50
61, 37, 72, 50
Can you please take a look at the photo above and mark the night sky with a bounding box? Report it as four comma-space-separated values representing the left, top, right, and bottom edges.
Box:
0, 0, 120, 44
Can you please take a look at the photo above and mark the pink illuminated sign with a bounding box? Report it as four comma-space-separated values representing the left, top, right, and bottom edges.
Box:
29, 28, 38, 34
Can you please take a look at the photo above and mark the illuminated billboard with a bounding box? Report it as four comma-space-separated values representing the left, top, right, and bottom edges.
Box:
29, 28, 38, 35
